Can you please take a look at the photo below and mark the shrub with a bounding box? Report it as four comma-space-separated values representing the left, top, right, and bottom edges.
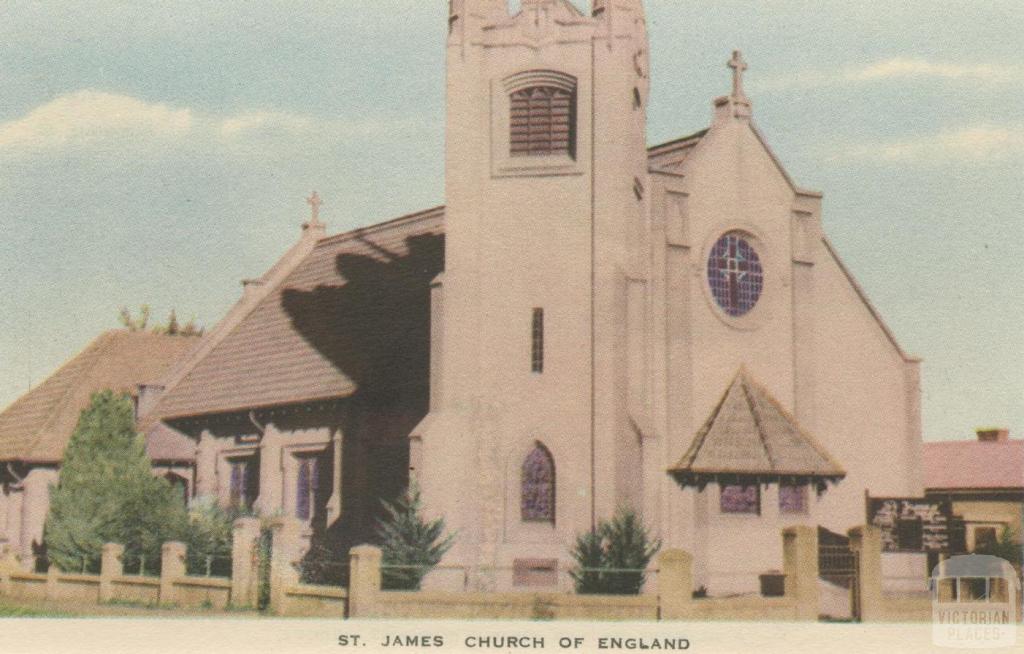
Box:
569, 508, 661, 595
183, 497, 245, 577
45, 391, 189, 575
374, 484, 455, 590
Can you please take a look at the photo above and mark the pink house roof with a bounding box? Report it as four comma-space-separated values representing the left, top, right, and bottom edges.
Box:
924, 440, 1024, 490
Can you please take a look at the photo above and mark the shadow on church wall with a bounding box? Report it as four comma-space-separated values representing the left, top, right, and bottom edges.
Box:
281, 232, 445, 584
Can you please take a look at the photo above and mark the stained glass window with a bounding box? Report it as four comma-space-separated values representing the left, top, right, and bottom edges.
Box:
779, 483, 807, 514
720, 484, 760, 514
510, 86, 576, 158
521, 444, 555, 522
296, 455, 320, 521
707, 232, 764, 317
228, 457, 258, 510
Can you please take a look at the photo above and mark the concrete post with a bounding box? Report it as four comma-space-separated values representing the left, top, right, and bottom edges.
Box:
99, 543, 124, 602
782, 525, 819, 621
849, 525, 884, 622
268, 516, 303, 615
657, 548, 693, 620
231, 517, 261, 608
348, 545, 382, 618
160, 542, 187, 606
45, 563, 60, 600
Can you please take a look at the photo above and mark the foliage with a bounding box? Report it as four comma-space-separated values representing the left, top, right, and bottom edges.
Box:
182, 497, 245, 577
119, 306, 203, 336
569, 508, 661, 595
44, 391, 189, 575
374, 484, 455, 590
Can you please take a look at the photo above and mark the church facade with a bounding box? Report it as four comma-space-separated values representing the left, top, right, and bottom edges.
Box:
144, 0, 924, 596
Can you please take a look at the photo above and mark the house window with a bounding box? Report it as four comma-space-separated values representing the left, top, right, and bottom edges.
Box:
521, 443, 555, 523
510, 86, 576, 158
531, 308, 544, 373
720, 484, 760, 514
778, 483, 807, 514
228, 457, 258, 510
295, 455, 321, 521
972, 526, 999, 552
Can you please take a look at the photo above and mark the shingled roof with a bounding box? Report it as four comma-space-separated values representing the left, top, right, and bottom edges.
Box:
0, 330, 199, 463
153, 207, 445, 420
669, 369, 845, 490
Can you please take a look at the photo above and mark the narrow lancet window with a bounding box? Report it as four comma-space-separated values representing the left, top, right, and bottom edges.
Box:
531, 308, 544, 373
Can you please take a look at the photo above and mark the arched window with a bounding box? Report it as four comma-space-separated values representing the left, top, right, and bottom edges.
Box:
521, 443, 555, 523
505, 70, 577, 159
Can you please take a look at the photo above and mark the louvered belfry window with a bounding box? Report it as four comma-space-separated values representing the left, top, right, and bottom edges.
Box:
510, 85, 576, 158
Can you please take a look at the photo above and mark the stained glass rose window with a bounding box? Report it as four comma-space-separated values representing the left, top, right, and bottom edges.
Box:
707, 232, 764, 317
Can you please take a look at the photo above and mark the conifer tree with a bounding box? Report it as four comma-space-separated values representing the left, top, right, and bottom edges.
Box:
44, 391, 188, 574
374, 484, 455, 590
569, 507, 660, 595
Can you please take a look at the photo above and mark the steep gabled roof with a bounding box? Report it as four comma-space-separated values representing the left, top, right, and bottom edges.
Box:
153, 207, 445, 420
669, 369, 845, 489
0, 330, 198, 463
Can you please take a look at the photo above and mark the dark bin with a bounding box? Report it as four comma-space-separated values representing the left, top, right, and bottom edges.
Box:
759, 571, 786, 597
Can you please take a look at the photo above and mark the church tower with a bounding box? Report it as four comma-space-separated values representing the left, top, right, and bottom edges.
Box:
414, 0, 652, 581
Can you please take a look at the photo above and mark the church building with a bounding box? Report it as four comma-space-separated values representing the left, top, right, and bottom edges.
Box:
144, 0, 925, 596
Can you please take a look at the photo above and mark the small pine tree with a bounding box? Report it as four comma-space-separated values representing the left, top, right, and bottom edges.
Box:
374, 484, 455, 590
45, 391, 188, 574
568, 529, 606, 594
165, 309, 180, 336
569, 507, 661, 595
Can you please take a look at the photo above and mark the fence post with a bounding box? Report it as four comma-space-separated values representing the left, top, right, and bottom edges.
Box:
45, 563, 60, 600
268, 516, 304, 615
657, 548, 692, 620
348, 545, 382, 618
783, 525, 819, 620
848, 525, 884, 622
160, 542, 187, 606
99, 543, 124, 602
0, 545, 19, 596
231, 517, 261, 608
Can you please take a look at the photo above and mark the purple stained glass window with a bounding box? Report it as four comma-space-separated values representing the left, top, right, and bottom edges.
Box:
720, 484, 760, 514
521, 444, 555, 523
707, 232, 764, 317
779, 483, 808, 514
228, 457, 258, 510
296, 455, 320, 521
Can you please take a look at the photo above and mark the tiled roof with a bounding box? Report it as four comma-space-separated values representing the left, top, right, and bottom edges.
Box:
669, 369, 845, 488
154, 207, 445, 419
924, 440, 1024, 490
145, 421, 197, 463
0, 330, 199, 463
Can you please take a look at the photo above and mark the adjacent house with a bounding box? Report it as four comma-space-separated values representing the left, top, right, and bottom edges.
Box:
0, 330, 198, 566
925, 429, 1023, 555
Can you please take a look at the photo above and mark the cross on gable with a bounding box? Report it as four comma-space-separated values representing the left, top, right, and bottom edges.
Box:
306, 191, 323, 224
728, 50, 748, 100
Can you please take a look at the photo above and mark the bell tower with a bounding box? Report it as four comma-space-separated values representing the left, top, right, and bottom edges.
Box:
417, 0, 652, 578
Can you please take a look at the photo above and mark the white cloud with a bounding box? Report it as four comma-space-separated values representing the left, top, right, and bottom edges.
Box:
0, 90, 428, 156
837, 124, 1024, 164
0, 90, 192, 151
757, 57, 1021, 91
849, 58, 1017, 83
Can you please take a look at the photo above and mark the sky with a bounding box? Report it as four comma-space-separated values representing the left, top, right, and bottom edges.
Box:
0, 1, 1020, 443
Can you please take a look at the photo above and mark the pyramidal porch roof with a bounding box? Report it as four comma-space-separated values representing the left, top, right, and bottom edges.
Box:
668, 368, 845, 491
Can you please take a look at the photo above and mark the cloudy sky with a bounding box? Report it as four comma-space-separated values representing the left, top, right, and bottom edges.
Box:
0, 1, 1020, 442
